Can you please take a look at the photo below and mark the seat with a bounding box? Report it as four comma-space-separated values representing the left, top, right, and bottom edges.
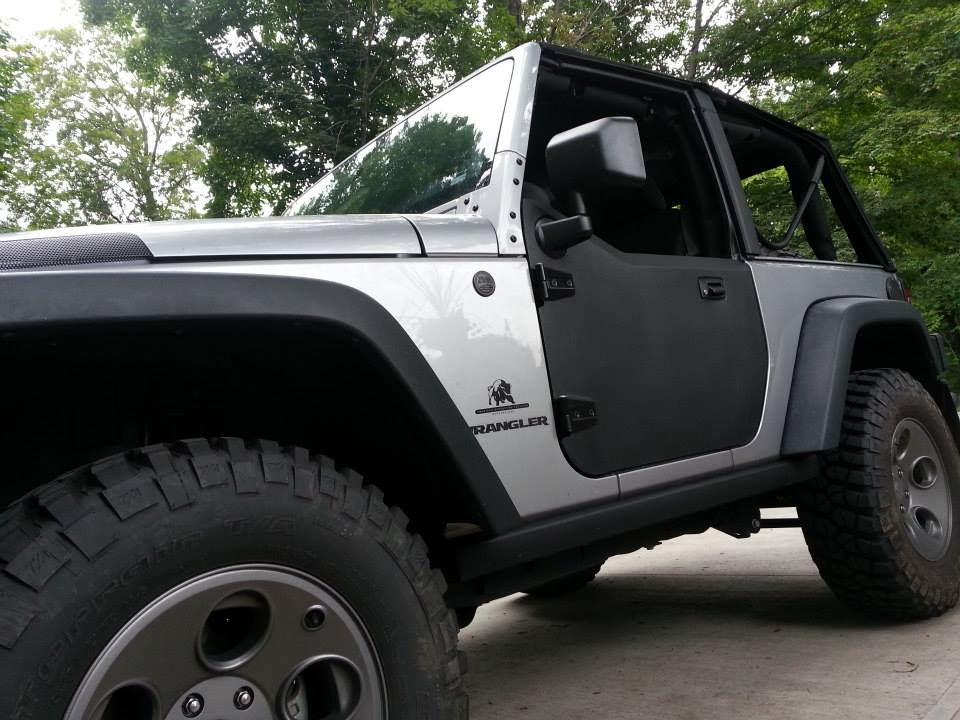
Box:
591, 183, 695, 256
522, 181, 696, 257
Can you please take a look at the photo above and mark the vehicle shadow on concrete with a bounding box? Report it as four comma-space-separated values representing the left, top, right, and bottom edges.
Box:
462, 536, 959, 720
512, 574, 881, 630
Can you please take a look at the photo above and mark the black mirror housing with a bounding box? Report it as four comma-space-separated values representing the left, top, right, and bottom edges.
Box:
545, 116, 647, 199
537, 117, 647, 254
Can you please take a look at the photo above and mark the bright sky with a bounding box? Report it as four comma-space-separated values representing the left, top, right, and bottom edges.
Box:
2, 0, 83, 41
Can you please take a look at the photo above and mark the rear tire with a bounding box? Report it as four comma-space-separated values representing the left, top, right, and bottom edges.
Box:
0, 438, 467, 719
523, 564, 603, 598
798, 369, 960, 619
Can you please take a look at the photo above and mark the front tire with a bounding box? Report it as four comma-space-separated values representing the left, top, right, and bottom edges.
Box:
798, 369, 960, 619
0, 438, 466, 719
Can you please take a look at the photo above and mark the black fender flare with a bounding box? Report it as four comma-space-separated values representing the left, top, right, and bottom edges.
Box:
782, 296, 956, 456
0, 269, 522, 533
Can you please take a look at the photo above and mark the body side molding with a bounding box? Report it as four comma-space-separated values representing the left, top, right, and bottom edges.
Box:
0, 270, 522, 534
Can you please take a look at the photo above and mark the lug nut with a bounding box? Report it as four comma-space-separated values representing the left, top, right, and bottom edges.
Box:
234, 686, 254, 710
182, 694, 204, 718
303, 606, 326, 630
900, 504, 906, 513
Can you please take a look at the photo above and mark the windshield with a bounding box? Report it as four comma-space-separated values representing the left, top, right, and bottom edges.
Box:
286, 59, 514, 216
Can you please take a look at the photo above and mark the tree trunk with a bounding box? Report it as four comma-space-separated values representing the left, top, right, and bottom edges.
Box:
685, 0, 706, 80
507, 0, 523, 26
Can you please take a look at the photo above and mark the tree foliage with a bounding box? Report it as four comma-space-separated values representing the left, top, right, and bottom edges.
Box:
0, 23, 30, 201
84, 0, 490, 216
471, 0, 722, 77
706, 0, 960, 378
79, 0, 742, 215
2, 27, 204, 230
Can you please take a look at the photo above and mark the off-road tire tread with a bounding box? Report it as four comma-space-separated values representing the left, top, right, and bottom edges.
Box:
798, 369, 960, 620
0, 437, 467, 718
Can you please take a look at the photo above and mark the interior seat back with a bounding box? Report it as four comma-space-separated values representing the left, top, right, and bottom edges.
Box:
522, 181, 696, 257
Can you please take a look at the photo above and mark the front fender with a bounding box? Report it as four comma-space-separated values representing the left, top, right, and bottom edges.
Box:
0, 269, 522, 533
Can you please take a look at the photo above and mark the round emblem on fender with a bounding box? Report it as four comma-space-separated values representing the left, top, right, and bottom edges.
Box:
473, 271, 496, 297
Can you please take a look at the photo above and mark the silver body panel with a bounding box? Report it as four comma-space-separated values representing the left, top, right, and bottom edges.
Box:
495, 43, 541, 158
0, 41, 904, 520
1, 213, 504, 259
0, 215, 424, 258
732, 259, 891, 465
407, 215, 499, 257
618, 450, 734, 496
108, 257, 619, 519
485, 43, 540, 256
0, 240, 896, 515
455, 150, 527, 256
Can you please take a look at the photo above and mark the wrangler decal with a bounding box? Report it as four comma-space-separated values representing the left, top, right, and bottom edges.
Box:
475, 378, 531, 415
470, 416, 550, 435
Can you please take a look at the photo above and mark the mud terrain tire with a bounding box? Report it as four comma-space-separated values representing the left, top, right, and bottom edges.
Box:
799, 370, 960, 619
0, 438, 466, 719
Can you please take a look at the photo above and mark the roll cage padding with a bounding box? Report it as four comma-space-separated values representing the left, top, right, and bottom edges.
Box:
0, 269, 523, 534
782, 297, 953, 456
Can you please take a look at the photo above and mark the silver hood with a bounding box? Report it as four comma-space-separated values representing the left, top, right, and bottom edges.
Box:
0, 214, 499, 270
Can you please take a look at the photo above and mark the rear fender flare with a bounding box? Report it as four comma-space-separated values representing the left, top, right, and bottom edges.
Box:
782, 297, 956, 456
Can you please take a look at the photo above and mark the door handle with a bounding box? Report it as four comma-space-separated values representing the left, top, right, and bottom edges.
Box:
698, 277, 726, 300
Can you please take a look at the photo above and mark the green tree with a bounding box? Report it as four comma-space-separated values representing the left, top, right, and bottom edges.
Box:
477, 0, 722, 76
705, 0, 960, 377
0, 23, 30, 202
84, 0, 488, 216
81, 0, 741, 216
3, 27, 204, 230
842, 4, 960, 377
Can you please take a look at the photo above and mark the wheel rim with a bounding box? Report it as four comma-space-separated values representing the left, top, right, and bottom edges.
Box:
65, 564, 386, 720
891, 418, 953, 562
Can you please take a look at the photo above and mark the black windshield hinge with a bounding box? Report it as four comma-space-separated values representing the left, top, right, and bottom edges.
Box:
554, 395, 597, 438
531, 263, 575, 304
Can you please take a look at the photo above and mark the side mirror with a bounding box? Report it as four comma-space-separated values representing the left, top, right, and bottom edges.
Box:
538, 116, 647, 253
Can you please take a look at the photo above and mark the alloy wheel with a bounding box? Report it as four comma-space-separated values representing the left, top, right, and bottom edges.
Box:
64, 564, 386, 720
891, 418, 953, 562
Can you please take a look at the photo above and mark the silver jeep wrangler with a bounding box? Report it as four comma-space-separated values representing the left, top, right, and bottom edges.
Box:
1, 42, 957, 720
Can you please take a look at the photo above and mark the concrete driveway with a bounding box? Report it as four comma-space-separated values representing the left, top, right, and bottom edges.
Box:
461, 513, 960, 720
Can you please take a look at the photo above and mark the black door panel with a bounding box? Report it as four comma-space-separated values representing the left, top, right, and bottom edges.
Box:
527, 204, 768, 477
